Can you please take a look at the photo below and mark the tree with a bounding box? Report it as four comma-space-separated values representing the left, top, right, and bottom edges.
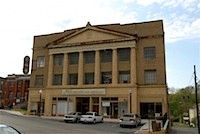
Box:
169, 87, 196, 121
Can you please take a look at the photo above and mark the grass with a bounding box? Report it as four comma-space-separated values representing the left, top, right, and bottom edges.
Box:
12, 108, 28, 115
173, 122, 190, 127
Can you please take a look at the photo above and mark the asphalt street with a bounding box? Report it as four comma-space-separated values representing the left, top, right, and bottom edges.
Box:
0, 111, 139, 134
170, 123, 199, 134
0, 110, 199, 134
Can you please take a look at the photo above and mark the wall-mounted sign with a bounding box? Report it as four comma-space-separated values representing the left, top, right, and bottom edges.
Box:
102, 102, 110, 107
62, 89, 105, 95
23, 56, 30, 74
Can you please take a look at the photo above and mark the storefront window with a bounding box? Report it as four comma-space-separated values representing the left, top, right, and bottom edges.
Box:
140, 102, 162, 119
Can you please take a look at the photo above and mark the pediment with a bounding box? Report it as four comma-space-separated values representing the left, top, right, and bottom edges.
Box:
49, 26, 134, 47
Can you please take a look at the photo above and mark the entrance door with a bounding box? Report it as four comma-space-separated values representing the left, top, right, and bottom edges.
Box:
113, 103, 118, 118
76, 97, 89, 114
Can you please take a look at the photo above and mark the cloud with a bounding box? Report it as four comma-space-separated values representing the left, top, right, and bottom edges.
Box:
165, 14, 200, 43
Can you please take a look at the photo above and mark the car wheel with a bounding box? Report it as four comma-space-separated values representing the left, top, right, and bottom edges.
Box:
76, 119, 80, 123
93, 119, 96, 124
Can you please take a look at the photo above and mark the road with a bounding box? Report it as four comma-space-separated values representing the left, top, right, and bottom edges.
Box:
170, 124, 199, 134
0, 111, 140, 134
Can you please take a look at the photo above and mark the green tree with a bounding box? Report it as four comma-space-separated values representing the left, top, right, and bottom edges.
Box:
169, 87, 196, 121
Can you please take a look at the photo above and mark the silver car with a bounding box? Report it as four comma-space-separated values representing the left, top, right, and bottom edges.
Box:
64, 112, 82, 123
119, 113, 141, 128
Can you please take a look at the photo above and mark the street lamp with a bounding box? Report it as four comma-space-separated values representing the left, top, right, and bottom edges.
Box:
129, 89, 132, 113
39, 90, 42, 117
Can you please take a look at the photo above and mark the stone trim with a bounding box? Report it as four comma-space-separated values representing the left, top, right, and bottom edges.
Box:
49, 40, 136, 54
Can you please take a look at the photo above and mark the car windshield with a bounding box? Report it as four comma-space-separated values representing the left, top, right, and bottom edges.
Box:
0, 126, 20, 134
68, 112, 76, 115
123, 114, 134, 117
85, 112, 93, 115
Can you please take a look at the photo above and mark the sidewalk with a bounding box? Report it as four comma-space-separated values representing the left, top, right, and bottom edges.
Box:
0, 109, 119, 123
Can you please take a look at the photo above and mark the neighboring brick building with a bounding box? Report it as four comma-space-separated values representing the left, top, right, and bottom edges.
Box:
0, 77, 6, 108
28, 20, 168, 118
2, 74, 30, 109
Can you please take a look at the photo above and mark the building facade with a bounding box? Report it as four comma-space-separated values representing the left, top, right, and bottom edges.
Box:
0, 77, 6, 108
2, 74, 30, 109
28, 20, 168, 118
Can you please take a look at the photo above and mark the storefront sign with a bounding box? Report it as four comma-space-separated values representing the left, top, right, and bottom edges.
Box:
102, 102, 110, 107
62, 89, 105, 95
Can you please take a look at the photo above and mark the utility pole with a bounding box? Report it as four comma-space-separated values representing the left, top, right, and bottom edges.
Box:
194, 65, 200, 134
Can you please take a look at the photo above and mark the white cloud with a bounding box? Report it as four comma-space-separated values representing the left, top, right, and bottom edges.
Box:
165, 14, 200, 42
162, 0, 200, 11
136, 0, 164, 6
162, 0, 184, 8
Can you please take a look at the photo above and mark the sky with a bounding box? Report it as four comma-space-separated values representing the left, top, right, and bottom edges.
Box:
0, 0, 199, 89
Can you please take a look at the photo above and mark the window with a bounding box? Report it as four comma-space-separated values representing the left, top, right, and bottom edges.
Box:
25, 92, 28, 101
36, 56, 45, 67
118, 71, 130, 83
84, 73, 94, 84
100, 50, 112, 62
69, 52, 79, 64
53, 74, 62, 85
101, 72, 112, 84
84, 51, 95, 63
16, 91, 21, 99
118, 48, 130, 61
9, 91, 13, 99
68, 73, 78, 85
144, 47, 156, 59
140, 103, 162, 119
54, 54, 63, 66
9, 81, 14, 87
144, 70, 156, 84
35, 75, 44, 86
17, 80, 23, 87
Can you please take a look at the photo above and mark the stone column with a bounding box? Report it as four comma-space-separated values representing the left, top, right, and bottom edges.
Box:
95, 50, 100, 85
73, 97, 76, 112
99, 97, 102, 115
47, 54, 53, 87
132, 88, 137, 113
130, 47, 137, 85
112, 49, 118, 85
62, 53, 68, 85
89, 97, 93, 112
78, 51, 83, 86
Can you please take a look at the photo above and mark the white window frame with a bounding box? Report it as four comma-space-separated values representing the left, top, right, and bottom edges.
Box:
36, 56, 45, 67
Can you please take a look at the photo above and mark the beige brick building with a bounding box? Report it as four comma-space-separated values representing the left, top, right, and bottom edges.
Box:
28, 20, 168, 118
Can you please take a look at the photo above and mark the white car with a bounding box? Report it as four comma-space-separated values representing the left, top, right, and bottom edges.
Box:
119, 113, 141, 128
0, 124, 23, 134
80, 112, 103, 124
64, 112, 82, 123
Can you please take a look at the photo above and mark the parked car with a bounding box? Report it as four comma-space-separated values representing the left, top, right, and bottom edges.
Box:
119, 113, 141, 128
0, 124, 23, 134
64, 112, 82, 123
80, 112, 103, 124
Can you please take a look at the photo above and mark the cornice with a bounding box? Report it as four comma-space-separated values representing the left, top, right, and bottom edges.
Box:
49, 40, 136, 54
